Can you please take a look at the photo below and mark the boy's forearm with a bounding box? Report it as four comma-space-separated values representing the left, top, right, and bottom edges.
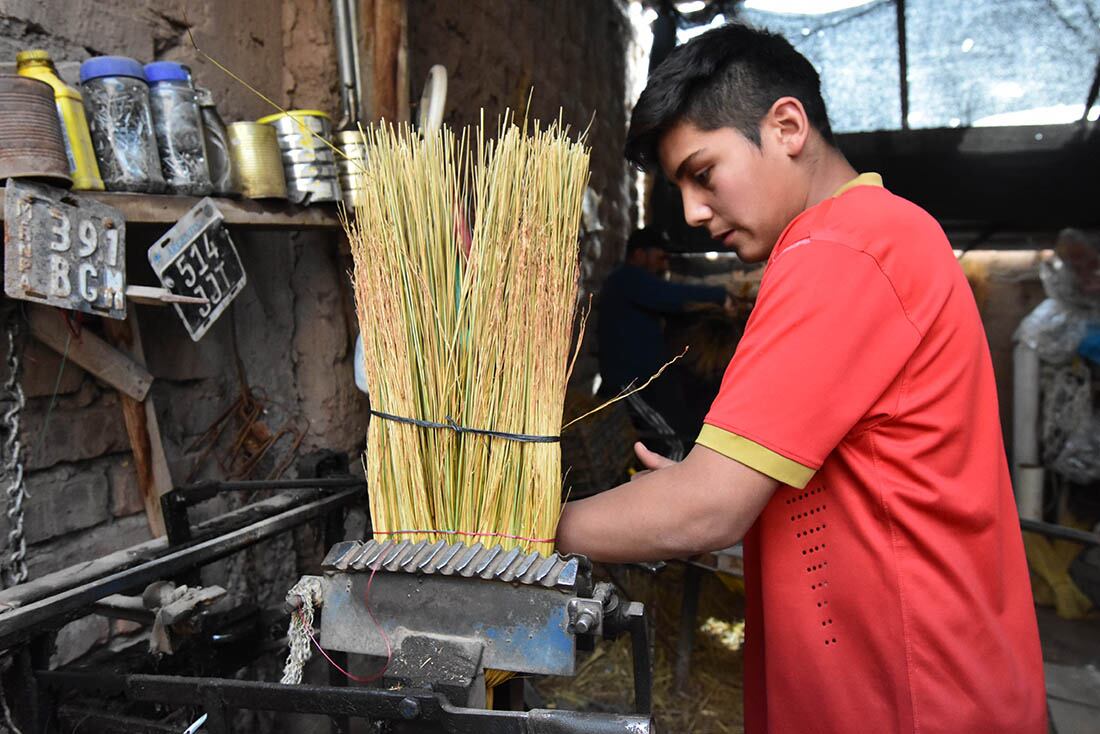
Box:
555, 445, 779, 563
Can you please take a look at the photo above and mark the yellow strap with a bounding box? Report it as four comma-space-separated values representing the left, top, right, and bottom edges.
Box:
696, 424, 815, 489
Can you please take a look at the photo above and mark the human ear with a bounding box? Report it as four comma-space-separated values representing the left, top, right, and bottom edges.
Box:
766, 97, 809, 157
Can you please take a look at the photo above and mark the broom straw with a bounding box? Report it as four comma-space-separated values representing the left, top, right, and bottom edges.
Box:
347, 114, 589, 557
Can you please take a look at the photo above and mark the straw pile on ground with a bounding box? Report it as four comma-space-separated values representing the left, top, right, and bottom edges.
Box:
537, 565, 747, 733
345, 116, 590, 558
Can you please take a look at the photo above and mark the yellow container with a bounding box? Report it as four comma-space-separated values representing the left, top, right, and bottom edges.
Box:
16, 50, 104, 191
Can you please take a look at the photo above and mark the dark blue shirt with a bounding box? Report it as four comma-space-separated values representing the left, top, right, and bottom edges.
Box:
597, 265, 727, 394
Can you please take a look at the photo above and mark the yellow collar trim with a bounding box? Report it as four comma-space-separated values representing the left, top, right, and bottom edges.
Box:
831, 172, 883, 197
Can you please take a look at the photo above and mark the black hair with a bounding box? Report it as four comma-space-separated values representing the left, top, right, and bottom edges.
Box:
626, 227, 669, 255
625, 22, 834, 171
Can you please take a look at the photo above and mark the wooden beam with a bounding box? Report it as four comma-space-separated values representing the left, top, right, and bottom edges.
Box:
0, 188, 341, 230
102, 312, 173, 538
27, 306, 152, 401
361, 0, 409, 123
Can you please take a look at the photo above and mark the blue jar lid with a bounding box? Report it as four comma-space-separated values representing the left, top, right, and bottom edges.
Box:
143, 61, 191, 84
80, 56, 146, 84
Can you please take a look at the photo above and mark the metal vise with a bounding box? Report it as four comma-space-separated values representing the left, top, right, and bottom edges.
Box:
289, 537, 653, 733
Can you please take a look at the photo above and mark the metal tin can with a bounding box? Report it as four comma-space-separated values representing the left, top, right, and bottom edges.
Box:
335, 129, 367, 209
258, 110, 332, 137
226, 122, 287, 199
258, 110, 341, 205
281, 147, 336, 165
0, 75, 72, 186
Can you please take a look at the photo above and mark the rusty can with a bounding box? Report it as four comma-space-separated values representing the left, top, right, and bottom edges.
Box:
0, 75, 72, 187
226, 121, 287, 199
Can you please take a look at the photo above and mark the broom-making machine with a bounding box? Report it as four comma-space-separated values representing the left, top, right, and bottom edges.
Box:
281, 536, 654, 732
0, 451, 654, 733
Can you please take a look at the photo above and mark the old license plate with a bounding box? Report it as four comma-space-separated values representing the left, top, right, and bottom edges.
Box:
147, 199, 246, 342
3, 178, 126, 319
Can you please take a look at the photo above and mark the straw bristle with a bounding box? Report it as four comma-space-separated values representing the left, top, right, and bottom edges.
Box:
346, 114, 590, 557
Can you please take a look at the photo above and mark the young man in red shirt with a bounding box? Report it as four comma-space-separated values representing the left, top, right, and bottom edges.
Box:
555, 23, 1046, 733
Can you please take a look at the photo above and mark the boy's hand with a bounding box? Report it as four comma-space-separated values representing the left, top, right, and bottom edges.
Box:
631, 441, 677, 480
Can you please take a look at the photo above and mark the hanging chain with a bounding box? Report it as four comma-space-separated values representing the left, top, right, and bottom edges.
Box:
0, 306, 29, 588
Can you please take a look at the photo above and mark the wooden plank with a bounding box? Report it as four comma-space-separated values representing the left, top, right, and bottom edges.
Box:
27, 305, 152, 401
0, 188, 340, 230
103, 312, 173, 538
364, 0, 409, 123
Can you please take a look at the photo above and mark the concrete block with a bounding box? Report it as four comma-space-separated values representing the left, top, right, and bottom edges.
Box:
22, 390, 130, 471
23, 463, 110, 544
51, 613, 110, 668
141, 304, 227, 381
27, 514, 152, 579
108, 455, 145, 518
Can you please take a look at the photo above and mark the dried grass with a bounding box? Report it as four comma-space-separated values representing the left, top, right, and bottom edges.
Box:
537, 565, 746, 733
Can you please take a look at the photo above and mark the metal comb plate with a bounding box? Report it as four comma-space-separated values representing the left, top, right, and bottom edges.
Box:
327, 538, 584, 590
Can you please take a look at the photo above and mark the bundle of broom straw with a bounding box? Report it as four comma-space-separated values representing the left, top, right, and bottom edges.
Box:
345, 114, 590, 559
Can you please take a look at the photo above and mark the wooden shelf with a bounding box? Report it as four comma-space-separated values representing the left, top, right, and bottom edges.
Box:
0, 187, 342, 231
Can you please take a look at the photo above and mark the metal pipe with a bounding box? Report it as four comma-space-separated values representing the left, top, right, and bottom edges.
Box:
0, 489, 359, 650
896, 0, 909, 129
1021, 518, 1100, 547
0, 490, 326, 612
348, 0, 365, 122
1013, 341, 1043, 520
38, 672, 655, 733
332, 0, 362, 128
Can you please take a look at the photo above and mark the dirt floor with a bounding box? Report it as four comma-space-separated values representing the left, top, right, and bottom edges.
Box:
536, 564, 747, 733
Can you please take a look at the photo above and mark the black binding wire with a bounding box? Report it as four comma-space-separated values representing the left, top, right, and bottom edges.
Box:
369, 410, 560, 443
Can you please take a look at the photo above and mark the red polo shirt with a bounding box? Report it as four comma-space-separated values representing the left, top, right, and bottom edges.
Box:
698, 174, 1046, 733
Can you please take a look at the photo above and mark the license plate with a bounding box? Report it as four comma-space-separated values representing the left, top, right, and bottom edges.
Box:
147, 199, 247, 342
3, 178, 127, 319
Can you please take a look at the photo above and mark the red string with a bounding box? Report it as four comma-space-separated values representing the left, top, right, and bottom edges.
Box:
371, 528, 556, 544
299, 567, 392, 683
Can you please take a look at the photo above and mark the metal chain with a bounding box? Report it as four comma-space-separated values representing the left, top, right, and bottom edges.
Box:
281, 576, 322, 685
0, 673, 25, 734
0, 307, 28, 588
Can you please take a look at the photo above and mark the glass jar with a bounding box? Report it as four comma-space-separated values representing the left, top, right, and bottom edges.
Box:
145, 61, 212, 196
79, 56, 165, 193
195, 87, 238, 196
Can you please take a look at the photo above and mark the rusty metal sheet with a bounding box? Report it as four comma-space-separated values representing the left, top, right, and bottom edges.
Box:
3, 178, 126, 319
147, 198, 246, 342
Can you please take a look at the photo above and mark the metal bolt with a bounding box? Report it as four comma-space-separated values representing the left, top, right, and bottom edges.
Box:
574, 609, 598, 635
398, 696, 420, 720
